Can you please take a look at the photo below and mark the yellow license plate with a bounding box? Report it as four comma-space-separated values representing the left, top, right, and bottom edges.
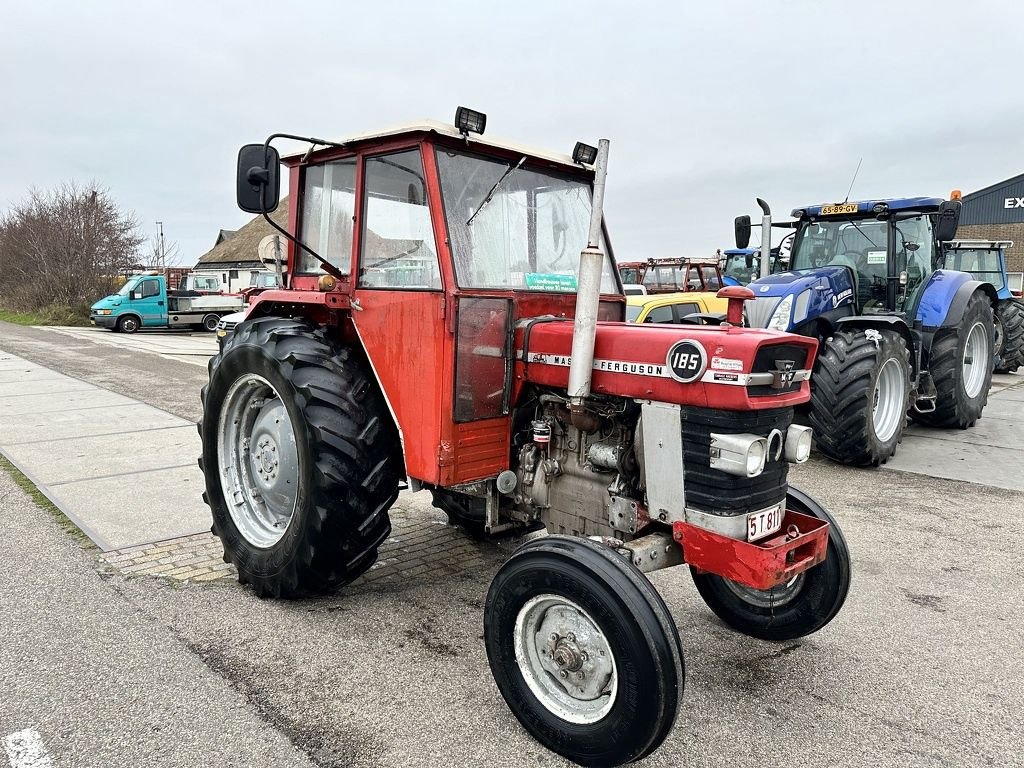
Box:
820, 203, 859, 216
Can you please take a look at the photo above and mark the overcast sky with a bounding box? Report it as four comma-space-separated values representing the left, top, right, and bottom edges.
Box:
2, 0, 1023, 265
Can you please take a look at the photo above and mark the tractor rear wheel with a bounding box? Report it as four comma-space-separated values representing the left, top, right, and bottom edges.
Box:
994, 299, 1024, 374
485, 535, 684, 767
809, 328, 911, 466
199, 317, 402, 597
916, 291, 994, 429
690, 486, 851, 642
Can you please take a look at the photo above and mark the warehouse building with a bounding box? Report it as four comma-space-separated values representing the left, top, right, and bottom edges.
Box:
956, 172, 1024, 285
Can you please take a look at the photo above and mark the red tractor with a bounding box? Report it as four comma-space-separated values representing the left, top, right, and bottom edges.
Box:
200, 108, 851, 767
618, 257, 726, 294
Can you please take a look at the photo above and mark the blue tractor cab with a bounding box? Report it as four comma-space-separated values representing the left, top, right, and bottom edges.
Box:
736, 195, 996, 466
940, 239, 1023, 373
720, 248, 761, 286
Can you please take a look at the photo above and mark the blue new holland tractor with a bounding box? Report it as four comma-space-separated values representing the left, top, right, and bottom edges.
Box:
735, 195, 996, 466
939, 239, 1024, 374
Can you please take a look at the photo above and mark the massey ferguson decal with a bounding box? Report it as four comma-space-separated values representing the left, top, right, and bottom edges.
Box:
526, 352, 668, 377
666, 340, 707, 383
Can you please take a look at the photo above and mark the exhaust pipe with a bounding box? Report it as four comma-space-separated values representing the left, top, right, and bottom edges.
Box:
757, 198, 771, 280
567, 138, 610, 423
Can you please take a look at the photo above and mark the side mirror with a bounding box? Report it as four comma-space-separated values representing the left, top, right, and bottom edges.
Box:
735, 215, 751, 249
934, 200, 961, 242
236, 144, 281, 214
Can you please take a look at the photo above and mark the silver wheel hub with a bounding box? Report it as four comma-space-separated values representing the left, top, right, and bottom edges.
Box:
217, 374, 300, 549
962, 321, 988, 399
514, 594, 617, 724
871, 357, 906, 443
723, 573, 806, 609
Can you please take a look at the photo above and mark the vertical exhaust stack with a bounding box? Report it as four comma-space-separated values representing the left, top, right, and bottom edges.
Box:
757, 198, 771, 280
567, 139, 610, 423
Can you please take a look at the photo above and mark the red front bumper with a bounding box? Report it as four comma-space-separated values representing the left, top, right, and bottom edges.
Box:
673, 510, 830, 590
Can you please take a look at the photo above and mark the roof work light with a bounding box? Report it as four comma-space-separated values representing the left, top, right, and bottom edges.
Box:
573, 142, 598, 165
455, 106, 487, 136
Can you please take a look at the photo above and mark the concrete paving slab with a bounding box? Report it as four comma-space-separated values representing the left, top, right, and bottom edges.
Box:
885, 437, 1023, 491
0, 388, 136, 417
979, 398, 1022, 419
0, 367, 72, 383
44, 464, 210, 550
902, 416, 1021, 450
12, 425, 199, 485
991, 385, 1024, 402
0, 402, 189, 445
0, 378, 97, 397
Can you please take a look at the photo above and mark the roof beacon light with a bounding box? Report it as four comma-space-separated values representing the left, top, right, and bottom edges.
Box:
572, 142, 599, 165
950, 189, 962, 201
454, 106, 487, 136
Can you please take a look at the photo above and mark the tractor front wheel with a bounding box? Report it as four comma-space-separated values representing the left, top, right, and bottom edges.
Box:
809, 328, 911, 466
690, 486, 851, 642
485, 535, 684, 767
916, 290, 994, 429
199, 317, 402, 597
994, 299, 1024, 374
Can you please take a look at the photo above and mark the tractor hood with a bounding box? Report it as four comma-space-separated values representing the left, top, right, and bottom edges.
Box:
517, 320, 817, 411
745, 267, 856, 330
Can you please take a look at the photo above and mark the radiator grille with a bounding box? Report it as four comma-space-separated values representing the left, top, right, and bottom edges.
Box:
744, 296, 782, 329
681, 406, 792, 517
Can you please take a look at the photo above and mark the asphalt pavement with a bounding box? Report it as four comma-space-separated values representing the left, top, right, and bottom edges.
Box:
0, 319, 1022, 768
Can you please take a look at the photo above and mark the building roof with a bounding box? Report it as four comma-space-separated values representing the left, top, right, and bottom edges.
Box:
283, 119, 588, 171
196, 199, 289, 267
215, 229, 238, 246
961, 172, 1024, 201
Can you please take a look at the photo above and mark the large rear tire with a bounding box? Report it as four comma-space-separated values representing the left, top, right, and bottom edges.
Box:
199, 317, 402, 597
916, 291, 994, 429
994, 299, 1024, 374
485, 536, 684, 767
690, 486, 851, 642
809, 328, 911, 466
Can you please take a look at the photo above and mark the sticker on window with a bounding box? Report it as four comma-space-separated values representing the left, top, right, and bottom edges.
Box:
525, 273, 578, 291
866, 251, 887, 265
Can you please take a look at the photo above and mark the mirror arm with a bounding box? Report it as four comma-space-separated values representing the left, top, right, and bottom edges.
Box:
256, 133, 347, 283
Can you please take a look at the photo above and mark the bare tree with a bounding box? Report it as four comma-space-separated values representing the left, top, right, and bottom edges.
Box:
0, 182, 144, 309
146, 234, 182, 267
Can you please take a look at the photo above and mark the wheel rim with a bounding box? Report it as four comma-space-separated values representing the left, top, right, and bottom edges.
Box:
123, 318, 137, 331
205, 316, 218, 331
722, 573, 806, 609
217, 373, 300, 548
513, 594, 618, 724
993, 316, 1005, 356
962, 322, 989, 398
872, 358, 906, 443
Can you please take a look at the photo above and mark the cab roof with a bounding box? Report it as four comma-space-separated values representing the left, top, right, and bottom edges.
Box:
793, 197, 945, 217
281, 119, 587, 172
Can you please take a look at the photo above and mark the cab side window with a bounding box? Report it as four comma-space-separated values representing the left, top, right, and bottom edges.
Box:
140, 279, 160, 298
676, 302, 700, 318
644, 305, 675, 324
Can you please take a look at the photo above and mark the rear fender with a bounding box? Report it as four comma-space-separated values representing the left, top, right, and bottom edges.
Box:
916, 272, 995, 329
834, 315, 917, 376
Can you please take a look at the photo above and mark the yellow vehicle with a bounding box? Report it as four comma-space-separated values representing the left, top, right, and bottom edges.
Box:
625, 291, 728, 324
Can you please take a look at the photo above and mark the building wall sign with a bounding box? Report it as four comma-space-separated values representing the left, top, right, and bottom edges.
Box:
1004, 197, 1024, 209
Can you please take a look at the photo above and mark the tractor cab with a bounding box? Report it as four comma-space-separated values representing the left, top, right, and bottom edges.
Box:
235, 110, 623, 488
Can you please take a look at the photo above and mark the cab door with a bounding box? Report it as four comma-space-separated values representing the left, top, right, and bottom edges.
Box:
348, 147, 451, 485
133, 277, 165, 326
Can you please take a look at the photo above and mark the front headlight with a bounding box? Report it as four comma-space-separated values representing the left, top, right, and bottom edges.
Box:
767, 294, 793, 331
785, 424, 813, 463
710, 432, 769, 477
96, 309, 112, 315
745, 440, 767, 475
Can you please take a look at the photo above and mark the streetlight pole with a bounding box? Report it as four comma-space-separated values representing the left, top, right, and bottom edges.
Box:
155, 221, 165, 271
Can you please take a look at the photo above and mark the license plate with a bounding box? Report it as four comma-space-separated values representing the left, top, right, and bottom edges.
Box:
820, 202, 859, 216
747, 504, 784, 542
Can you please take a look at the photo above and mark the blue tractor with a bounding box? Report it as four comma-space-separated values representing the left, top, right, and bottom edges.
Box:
735, 196, 996, 466
940, 239, 1024, 374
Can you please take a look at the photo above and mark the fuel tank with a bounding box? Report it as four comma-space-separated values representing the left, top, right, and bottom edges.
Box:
517, 320, 817, 411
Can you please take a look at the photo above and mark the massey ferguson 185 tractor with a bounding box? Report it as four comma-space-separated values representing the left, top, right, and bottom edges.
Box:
200, 109, 851, 767
735, 196, 996, 467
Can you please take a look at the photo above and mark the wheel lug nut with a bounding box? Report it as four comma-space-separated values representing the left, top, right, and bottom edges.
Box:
559, 670, 567, 679
566, 633, 575, 642
576, 672, 585, 681
549, 633, 558, 642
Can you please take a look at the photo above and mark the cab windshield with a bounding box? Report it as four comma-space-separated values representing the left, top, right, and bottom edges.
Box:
435, 149, 616, 292
117, 278, 139, 296
791, 215, 935, 312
